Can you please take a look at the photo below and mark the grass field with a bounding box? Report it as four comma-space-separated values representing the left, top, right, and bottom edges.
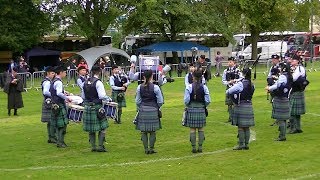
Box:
0, 68, 320, 179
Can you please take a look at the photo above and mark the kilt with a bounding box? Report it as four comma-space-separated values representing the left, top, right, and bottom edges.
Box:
51, 103, 68, 128
112, 91, 126, 108
232, 102, 255, 127
41, 100, 51, 123
82, 104, 108, 132
272, 97, 290, 120
136, 105, 161, 132
290, 91, 306, 115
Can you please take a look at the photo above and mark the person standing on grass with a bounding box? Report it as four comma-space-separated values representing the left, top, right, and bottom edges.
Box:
222, 57, 243, 123
4, 67, 24, 116
226, 68, 255, 150
41, 66, 57, 144
289, 54, 308, 134
215, 51, 224, 77
109, 65, 130, 124
76, 66, 88, 99
135, 70, 164, 154
265, 63, 292, 141
50, 66, 71, 148
83, 66, 112, 152
183, 70, 211, 153
185, 63, 205, 88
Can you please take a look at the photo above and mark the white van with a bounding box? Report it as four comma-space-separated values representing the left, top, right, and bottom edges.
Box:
237, 41, 287, 60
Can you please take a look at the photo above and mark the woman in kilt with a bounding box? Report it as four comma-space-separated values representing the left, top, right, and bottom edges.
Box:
183, 70, 211, 153
289, 55, 307, 134
265, 63, 292, 141
226, 68, 255, 150
135, 70, 164, 154
83, 66, 112, 152
41, 66, 56, 143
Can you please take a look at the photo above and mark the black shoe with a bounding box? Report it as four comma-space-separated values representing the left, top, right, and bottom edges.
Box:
192, 149, 197, 153
297, 129, 303, 133
91, 148, 97, 152
145, 150, 149, 154
97, 146, 107, 152
289, 130, 298, 134
57, 143, 67, 148
275, 137, 286, 141
197, 149, 203, 153
233, 146, 245, 150
149, 149, 157, 154
62, 142, 68, 147
47, 139, 57, 144
244, 146, 249, 150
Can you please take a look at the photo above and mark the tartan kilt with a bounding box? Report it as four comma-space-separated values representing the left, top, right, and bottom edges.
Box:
51, 103, 68, 128
290, 91, 306, 115
272, 97, 290, 120
83, 104, 108, 132
41, 100, 51, 123
225, 94, 233, 105
136, 105, 161, 132
232, 102, 255, 127
112, 91, 126, 108
184, 107, 206, 128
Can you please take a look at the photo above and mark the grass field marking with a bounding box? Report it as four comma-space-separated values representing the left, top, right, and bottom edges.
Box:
284, 172, 320, 180
0, 147, 231, 172
306, 113, 320, 117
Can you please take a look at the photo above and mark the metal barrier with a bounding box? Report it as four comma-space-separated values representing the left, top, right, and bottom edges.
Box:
17, 72, 32, 92
67, 69, 78, 87
32, 71, 45, 91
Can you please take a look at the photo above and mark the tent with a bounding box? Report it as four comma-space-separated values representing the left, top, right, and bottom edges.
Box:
137, 42, 211, 63
25, 47, 61, 72
76, 45, 130, 70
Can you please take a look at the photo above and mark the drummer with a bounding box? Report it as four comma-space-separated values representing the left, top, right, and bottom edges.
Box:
109, 65, 129, 124
83, 65, 112, 152
76, 66, 88, 99
129, 63, 166, 86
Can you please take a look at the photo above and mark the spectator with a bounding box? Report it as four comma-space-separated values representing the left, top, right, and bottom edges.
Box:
215, 51, 224, 77
8, 59, 17, 73
77, 59, 88, 70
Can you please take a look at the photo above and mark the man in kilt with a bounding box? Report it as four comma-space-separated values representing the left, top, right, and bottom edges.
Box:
222, 57, 243, 122
41, 66, 56, 143
183, 70, 211, 153
83, 66, 112, 152
50, 66, 71, 148
135, 70, 164, 154
76, 66, 88, 99
226, 68, 255, 150
265, 63, 292, 141
289, 54, 308, 134
109, 65, 130, 124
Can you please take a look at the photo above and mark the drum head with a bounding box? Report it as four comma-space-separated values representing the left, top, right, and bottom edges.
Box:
67, 96, 83, 104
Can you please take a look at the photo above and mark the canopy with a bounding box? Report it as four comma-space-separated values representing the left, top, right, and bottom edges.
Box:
137, 42, 210, 53
25, 47, 61, 61
76, 45, 130, 70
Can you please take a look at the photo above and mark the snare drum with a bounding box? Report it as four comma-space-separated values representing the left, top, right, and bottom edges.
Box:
67, 104, 84, 122
103, 102, 118, 120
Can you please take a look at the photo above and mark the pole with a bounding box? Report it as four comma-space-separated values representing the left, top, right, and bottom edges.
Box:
309, 0, 314, 71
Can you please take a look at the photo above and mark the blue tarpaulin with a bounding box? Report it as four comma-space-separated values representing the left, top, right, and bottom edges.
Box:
137, 42, 210, 53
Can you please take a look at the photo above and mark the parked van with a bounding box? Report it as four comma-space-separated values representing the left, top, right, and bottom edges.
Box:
237, 41, 287, 60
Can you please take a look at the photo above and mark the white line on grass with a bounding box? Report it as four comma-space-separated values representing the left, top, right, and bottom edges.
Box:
0, 148, 231, 172
284, 172, 320, 180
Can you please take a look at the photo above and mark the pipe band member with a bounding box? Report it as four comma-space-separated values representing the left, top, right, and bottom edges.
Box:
183, 70, 211, 153
83, 65, 112, 152
289, 54, 307, 134
129, 63, 166, 86
109, 65, 130, 124
222, 57, 243, 123
226, 68, 254, 150
77, 66, 88, 99
135, 70, 164, 154
185, 63, 205, 88
49, 66, 71, 148
41, 66, 57, 144
267, 54, 281, 102
266, 63, 292, 141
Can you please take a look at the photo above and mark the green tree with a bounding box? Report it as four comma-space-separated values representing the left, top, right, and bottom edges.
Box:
230, 0, 293, 59
39, 0, 132, 47
0, 0, 51, 53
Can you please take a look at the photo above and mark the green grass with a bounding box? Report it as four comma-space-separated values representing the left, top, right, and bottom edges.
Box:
0, 68, 320, 179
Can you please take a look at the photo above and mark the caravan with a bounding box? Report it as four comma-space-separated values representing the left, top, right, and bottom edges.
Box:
238, 41, 287, 60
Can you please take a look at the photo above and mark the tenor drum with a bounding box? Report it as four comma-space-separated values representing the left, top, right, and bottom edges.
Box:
67, 104, 84, 122
103, 102, 118, 120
